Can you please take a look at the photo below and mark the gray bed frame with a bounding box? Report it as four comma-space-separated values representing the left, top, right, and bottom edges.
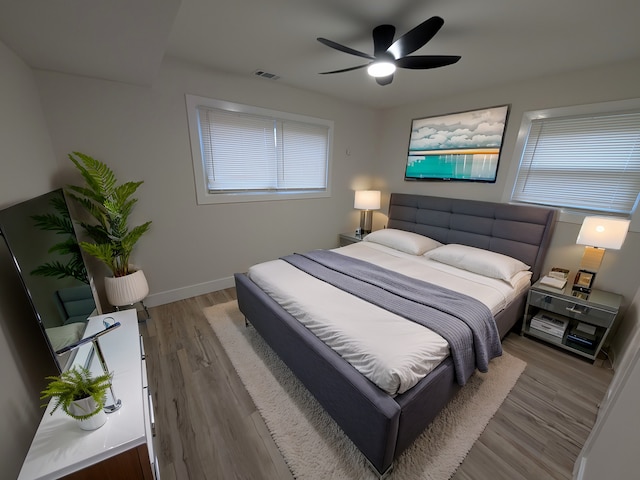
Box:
234, 193, 557, 476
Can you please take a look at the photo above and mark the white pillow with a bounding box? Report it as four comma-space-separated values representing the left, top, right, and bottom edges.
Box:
363, 228, 442, 255
426, 243, 530, 284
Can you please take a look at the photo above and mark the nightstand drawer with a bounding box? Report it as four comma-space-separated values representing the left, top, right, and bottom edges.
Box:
338, 232, 363, 247
523, 280, 622, 362
528, 291, 616, 328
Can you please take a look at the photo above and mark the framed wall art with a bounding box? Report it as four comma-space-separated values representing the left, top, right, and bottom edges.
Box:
404, 104, 510, 182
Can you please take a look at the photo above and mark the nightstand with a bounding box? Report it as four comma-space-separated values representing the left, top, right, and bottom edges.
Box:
338, 232, 363, 246
521, 279, 622, 361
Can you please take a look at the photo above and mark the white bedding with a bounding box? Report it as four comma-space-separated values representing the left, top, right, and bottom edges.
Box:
248, 241, 530, 395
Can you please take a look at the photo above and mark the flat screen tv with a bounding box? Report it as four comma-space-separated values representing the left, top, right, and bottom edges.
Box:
404, 104, 510, 183
0, 189, 98, 372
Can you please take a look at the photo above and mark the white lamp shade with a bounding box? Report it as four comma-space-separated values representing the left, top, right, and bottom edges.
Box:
576, 216, 630, 250
354, 190, 381, 210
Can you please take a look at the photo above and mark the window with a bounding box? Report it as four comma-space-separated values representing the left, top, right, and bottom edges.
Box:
510, 100, 640, 215
186, 95, 333, 204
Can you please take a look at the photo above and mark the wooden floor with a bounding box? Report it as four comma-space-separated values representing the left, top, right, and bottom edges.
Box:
140, 289, 613, 480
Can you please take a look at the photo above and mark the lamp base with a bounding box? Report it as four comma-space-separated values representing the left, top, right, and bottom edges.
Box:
359, 210, 373, 235
580, 246, 605, 273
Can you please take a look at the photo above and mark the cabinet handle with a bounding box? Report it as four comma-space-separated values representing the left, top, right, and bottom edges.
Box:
147, 391, 156, 437
139, 335, 146, 360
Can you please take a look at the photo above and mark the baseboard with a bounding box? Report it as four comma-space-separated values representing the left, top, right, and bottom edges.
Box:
145, 276, 235, 307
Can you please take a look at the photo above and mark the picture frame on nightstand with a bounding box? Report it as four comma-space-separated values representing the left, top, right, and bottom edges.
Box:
573, 269, 595, 295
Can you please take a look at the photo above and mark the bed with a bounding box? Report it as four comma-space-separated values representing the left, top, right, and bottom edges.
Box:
234, 193, 557, 476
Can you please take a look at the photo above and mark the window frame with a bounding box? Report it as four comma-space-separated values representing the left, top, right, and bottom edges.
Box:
186, 94, 333, 205
505, 98, 640, 222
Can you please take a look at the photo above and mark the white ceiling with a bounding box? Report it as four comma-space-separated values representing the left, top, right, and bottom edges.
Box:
1, 0, 639, 109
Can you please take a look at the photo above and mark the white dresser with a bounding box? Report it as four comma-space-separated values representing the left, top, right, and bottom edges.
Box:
18, 309, 158, 479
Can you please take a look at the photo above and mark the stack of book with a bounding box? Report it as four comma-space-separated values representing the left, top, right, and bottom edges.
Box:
539, 267, 570, 289
540, 275, 567, 289
530, 313, 569, 338
566, 323, 598, 349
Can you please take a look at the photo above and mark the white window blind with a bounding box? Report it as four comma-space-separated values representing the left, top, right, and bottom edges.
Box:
512, 111, 640, 214
197, 106, 329, 194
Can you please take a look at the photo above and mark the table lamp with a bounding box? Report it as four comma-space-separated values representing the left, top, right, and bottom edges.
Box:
576, 216, 630, 273
354, 190, 380, 235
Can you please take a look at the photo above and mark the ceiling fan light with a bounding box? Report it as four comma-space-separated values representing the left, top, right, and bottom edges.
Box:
367, 61, 396, 77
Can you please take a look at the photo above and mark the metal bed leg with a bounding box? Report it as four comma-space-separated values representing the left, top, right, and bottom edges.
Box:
364, 459, 393, 479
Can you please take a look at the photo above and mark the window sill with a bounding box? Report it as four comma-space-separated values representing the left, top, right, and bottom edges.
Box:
195, 189, 331, 205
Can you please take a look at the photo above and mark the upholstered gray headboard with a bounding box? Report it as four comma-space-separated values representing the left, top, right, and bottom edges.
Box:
387, 193, 557, 282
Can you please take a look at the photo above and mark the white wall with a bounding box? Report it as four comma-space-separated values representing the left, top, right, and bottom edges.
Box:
34, 57, 379, 306
0, 40, 60, 480
374, 58, 640, 363
574, 288, 640, 479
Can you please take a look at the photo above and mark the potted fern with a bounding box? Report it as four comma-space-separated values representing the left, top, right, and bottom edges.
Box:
40, 366, 112, 430
66, 152, 152, 310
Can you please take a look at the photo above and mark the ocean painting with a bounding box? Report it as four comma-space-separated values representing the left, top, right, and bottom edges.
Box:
405, 105, 509, 182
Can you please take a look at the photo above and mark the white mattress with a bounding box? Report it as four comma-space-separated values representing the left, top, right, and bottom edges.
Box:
248, 242, 530, 395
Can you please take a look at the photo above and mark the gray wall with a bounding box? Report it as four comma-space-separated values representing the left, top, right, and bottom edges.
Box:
36, 56, 640, 329
2, 35, 640, 477
34, 57, 379, 306
374, 58, 640, 363
0, 41, 60, 480
0, 47, 379, 476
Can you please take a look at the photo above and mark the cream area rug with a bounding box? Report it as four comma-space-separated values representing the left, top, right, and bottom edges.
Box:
205, 301, 526, 480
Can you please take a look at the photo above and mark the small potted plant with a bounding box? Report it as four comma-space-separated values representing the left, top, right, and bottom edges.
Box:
65, 152, 152, 310
40, 366, 113, 430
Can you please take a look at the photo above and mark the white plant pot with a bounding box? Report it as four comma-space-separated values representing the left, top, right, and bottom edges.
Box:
68, 397, 108, 431
104, 269, 149, 307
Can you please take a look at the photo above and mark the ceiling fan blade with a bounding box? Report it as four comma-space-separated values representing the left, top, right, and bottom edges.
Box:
388, 17, 445, 59
317, 38, 374, 60
395, 55, 461, 69
319, 64, 369, 75
372, 24, 395, 56
376, 74, 394, 86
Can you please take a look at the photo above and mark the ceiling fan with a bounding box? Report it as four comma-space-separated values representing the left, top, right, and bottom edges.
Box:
317, 17, 461, 86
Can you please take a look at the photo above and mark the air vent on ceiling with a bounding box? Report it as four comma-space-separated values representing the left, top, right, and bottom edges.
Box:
253, 70, 280, 80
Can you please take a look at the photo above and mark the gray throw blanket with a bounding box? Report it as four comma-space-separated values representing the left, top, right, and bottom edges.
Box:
281, 250, 502, 385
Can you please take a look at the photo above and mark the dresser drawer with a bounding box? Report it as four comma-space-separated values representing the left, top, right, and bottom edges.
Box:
529, 290, 616, 328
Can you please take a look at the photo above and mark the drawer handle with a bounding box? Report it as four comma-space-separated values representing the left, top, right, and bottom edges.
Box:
566, 305, 589, 315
